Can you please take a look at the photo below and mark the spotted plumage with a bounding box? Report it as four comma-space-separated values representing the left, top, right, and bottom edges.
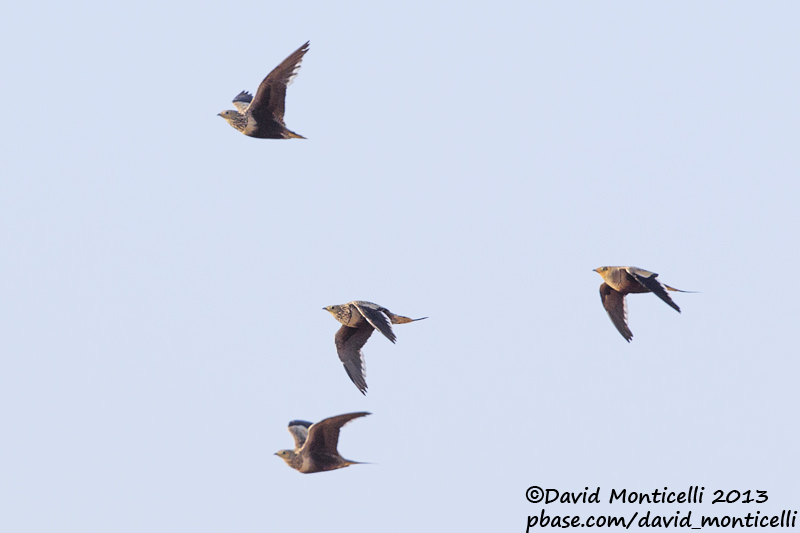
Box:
594, 266, 693, 342
218, 41, 308, 139
323, 301, 426, 394
275, 412, 370, 474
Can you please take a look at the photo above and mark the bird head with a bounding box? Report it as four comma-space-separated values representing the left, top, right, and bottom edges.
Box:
323, 304, 352, 325
217, 110, 237, 121
593, 266, 610, 281
323, 305, 342, 316
274, 449, 296, 464
594, 266, 625, 286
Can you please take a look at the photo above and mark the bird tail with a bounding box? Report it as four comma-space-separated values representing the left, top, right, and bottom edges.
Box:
345, 459, 375, 466
388, 313, 428, 325
664, 284, 698, 293
286, 130, 306, 139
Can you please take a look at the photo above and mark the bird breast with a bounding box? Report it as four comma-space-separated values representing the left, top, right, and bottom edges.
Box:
299, 455, 314, 473
243, 114, 259, 135
601, 268, 627, 291
341, 308, 366, 327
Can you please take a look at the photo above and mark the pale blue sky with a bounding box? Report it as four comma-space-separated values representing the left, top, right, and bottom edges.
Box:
1, 1, 798, 531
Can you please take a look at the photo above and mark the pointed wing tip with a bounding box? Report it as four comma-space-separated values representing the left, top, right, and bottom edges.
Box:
342, 362, 369, 395
232, 90, 253, 102
340, 411, 371, 425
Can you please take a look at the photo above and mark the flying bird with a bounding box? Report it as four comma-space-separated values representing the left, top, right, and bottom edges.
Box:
275, 412, 371, 474
218, 41, 309, 139
323, 301, 426, 394
593, 266, 692, 342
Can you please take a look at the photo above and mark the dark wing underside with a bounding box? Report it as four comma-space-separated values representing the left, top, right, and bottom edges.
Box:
353, 303, 396, 343
335, 324, 374, 394
629, 271, 681, 312
303, 412, 371, 457
248, 41, 309, 125
600, 283, 632, 342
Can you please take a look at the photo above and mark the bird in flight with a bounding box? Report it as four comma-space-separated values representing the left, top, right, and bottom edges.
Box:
218, 41, 309, 139
593, 266, 693, 342
275, 412, 371, 474
323, 301, 426, 394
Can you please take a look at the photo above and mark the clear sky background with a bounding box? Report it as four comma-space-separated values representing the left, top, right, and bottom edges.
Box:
1, 1, 798, 532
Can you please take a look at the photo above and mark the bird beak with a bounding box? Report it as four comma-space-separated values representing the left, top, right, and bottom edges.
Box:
217, 113, 222, 117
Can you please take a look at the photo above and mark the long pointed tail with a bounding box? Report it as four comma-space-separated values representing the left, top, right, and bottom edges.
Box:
664, 284, 698, 293
345, 459, 375, 466
388, 314, 428, 325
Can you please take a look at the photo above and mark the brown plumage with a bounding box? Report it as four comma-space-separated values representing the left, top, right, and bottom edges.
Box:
217, 41, 309, 139
274, 412, 370, 474
594, 266, 692, 342
323, 301, 426, 394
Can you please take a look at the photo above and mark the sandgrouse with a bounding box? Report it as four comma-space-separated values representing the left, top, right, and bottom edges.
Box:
594, 266, 692, 342
275, 412, 370, 474
323, 301, 426, 394
218, 41, 308, 139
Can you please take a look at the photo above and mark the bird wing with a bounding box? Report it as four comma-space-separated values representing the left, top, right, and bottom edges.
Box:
335, 324, 374, 394
304, 412, 371, 456
287, 420, 312, 450
352, 302, 396, 343
232, 91, 253, 112
248, 41, 309, 124
626, 268, 681, 313
600, 283, 632, 342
